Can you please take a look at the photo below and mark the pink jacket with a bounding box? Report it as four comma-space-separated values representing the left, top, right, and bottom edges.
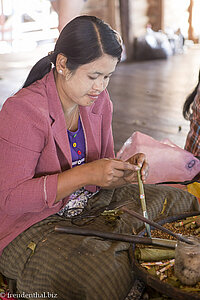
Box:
0, 69, 115, 254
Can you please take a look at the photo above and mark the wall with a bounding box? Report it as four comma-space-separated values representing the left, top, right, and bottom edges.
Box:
82, 0, 199, 61
77, 0, 197, 42
129, 0, 148, 38
163, 0, 190, 37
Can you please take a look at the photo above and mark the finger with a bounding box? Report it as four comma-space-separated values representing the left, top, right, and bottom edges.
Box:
126, 153, 146, 168
124, 173, 138, 183
134, 153, 146, 168
113, 169, 125, 178
112, 160, 140, 171
123, 169, 133, 177
141, 161, 149, 176
140, 162, 149, 181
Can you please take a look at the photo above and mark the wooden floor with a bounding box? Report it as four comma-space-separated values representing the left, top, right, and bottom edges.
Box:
109, 46, 200, 152
0, 44, 200, 154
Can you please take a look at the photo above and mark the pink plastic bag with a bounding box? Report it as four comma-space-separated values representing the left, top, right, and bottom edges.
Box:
117, 131, 200, 184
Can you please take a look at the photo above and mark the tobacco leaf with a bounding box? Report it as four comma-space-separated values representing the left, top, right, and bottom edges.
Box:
27, 241, 36, 253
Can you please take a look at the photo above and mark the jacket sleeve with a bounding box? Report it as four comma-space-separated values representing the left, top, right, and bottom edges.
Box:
0, 97, 59, 215
185, 95, 200, 157
100, 89, 115, 159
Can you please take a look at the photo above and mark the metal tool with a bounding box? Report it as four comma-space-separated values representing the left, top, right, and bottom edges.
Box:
137, 169, 151, 237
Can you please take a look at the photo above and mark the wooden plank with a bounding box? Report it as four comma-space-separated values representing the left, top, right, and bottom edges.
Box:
188, 0, 196, 42
107, 0, 116, 30
119, 0, 132, 61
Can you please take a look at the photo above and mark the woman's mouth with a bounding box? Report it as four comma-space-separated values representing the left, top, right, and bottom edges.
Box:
87, 94, 99, 101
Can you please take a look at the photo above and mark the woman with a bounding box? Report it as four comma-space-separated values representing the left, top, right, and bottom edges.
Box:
0, 16, 148, 299
183, 70, 200, 157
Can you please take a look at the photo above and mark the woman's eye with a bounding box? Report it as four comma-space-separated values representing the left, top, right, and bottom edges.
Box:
104, 75, 112, 80
88, 76, 97, 80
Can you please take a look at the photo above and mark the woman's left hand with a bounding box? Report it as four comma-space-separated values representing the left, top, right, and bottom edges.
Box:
123, 153, 149, 184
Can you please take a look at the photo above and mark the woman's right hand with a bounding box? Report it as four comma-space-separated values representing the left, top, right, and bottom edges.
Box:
56, 158, 139, 203
86, 158, 139, 188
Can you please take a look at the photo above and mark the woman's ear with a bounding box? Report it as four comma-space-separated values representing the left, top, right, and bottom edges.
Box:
56, 53, 68, 75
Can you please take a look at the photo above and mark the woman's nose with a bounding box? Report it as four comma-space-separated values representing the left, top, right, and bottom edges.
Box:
92, 79, 104, 92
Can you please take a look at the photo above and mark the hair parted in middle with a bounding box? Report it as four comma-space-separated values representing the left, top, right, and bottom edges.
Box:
50, 15, 123, 71
23, 15, 122, 88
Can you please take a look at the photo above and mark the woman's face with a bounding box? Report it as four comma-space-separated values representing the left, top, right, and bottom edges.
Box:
55, 54, 118, 109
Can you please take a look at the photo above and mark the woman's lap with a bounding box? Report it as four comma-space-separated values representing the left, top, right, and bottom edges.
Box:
0, 215, 132, 300
0, 184, 199, 300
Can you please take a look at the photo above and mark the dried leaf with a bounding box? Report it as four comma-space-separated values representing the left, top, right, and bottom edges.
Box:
27, 241, 36, 253
160, 198, 167, 215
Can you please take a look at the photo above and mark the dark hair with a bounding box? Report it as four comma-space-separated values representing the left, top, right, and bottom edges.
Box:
183, 70, 200, 120
23, 15, 122, 88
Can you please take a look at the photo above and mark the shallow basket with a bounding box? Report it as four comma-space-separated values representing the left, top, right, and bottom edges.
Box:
132, 211, 200, 300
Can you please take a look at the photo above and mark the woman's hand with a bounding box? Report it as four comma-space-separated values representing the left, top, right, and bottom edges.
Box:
56, 155, 149, 203
87, 158, 138, 188
124, 153, 149, 184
